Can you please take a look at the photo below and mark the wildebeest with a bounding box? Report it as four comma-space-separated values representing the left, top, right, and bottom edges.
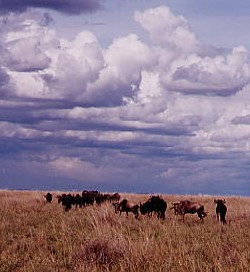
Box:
170, 201, 182, 215
214, 199, 227, 224
174, 200, 207, 222
44, 192, 53, 203
96, 192, 121, 205
57, 194, 75, 211
110, 193, 121, 202
114, 199, 139, 219
95, 193, 111, 205
74, 194, 83, 208
81, 190, 95, 206
140, 195, 167, 220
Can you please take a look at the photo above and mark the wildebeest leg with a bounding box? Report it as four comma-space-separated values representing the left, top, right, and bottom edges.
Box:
64, 204, 71, 212
216, 212, 219, 222
161, 212, 165, 220
221, 214, 226, 224
156, 211, 160, 219
197, 212, 204, 222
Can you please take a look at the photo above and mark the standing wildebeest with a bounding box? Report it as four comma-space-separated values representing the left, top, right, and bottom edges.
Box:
140, 195, 167, 220
44, 192, 53, 203
214, 199, 227, 224
81, 190, 95, 206
114, 199, 139, 219
175, 200, 207, 222
57, 194, 75, 211
74, 194, 83, 208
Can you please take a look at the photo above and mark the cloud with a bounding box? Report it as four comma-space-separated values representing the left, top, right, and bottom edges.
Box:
134, 5, 199, 52
42, 31, 105, 101
6, 36, 51, 72
0, 0, 102, 15
85, 34, 156, 105
3, 6, 249, 104
164, 46, 250, 95
1, 5, 250, 195
0, 67, 9, 89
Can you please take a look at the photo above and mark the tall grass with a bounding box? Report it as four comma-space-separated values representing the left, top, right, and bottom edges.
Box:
0, 190, 249, 271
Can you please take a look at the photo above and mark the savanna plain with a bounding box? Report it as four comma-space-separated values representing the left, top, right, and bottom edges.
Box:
0, 190, 249, 272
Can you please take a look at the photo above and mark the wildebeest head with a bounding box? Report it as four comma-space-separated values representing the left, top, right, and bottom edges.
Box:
214, 199, 226, 205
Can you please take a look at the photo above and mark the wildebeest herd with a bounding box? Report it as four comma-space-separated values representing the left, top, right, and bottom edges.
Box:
44, 192, 228, 224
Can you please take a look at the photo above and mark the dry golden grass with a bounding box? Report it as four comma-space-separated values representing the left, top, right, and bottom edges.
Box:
0, 190, 249, 272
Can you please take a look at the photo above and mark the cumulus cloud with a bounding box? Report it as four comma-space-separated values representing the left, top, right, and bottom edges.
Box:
42, 31, 105, 101
134, 5, 199, 53
4, 5, 250, 103
1, 5, 250, 194
0, 0, 102, 15
85, 34, 156, 105
164, 46, 250, 95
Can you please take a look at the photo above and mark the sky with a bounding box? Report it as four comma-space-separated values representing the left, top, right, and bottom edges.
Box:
0, 0, 250, 196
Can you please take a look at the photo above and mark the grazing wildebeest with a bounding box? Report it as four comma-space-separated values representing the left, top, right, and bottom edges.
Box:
44, 192, 53, 203
175, 200, 207, 222
140, 195, 167, 220
114, 199, 139, 219
214, 199, 227, 224
170, 202, 182, 215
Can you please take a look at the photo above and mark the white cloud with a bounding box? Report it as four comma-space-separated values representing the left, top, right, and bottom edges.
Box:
85, 33, 155, 104
134, 5, 199, 52
0, 121, 51, 138
164, 46, 250, 95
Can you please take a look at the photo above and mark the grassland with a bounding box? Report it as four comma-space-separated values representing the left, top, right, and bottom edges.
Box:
0, 190, 249, 272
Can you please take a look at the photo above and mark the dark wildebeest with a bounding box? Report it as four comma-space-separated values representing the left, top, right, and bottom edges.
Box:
114, 199, 139, 219
44, 192, 53, 203
175, 200, 207, 222
214, 199, 227, 224
81, 190, 95, 206
140, 195, 167, 220
57, 194, 75, 211
74, 194, 83, 208
110, 193, 121, 202
95, 193, 110, 205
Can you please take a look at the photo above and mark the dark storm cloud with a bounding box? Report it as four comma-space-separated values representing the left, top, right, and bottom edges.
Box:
0, 0, 102, 15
